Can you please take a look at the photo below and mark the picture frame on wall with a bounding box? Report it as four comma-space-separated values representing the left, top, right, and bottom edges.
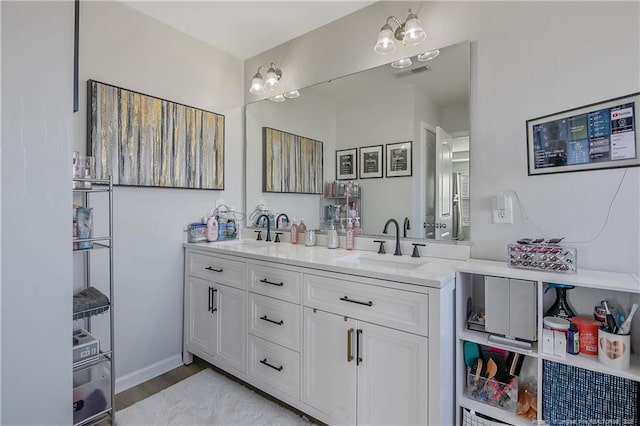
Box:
386, 141, 412, 177
359, 145, 383, 179
336, 148, 357, 180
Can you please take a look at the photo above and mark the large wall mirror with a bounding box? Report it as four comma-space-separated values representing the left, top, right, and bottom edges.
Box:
246, 40, 470, 241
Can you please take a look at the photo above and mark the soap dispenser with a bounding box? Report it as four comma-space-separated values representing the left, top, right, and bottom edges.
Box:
354, 217, 362, 235
290, 219, 298, 244
326, 222, 339, 249
345, 218, 354, 250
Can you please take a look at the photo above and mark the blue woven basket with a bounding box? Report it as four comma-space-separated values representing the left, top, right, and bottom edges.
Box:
542, 360, 638, 425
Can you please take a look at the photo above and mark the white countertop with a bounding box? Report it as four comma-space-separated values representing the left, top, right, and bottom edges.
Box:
184, 239, 466, 289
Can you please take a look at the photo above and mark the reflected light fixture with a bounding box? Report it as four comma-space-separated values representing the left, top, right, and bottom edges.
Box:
269, 94, 285, 103
374, 8, 426, 55
391, 57, 412, 69
249, 62, 282, 95
418, 49, 439, 62
283, 90, 300, 99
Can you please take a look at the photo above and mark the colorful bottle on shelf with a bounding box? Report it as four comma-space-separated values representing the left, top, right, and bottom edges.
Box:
345, 218, 354, 250
226, 211, 236, 239
290, 219, 298, 244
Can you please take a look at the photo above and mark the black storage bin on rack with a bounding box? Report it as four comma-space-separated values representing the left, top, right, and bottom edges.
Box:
542, 360, 638, 425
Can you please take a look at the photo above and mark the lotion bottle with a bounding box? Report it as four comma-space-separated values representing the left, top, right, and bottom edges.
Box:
206, 214, 219, 242
297, 218, 307, 244
354, 217, 362, 235
345, 218, 354, 250
290, 219, 298, 244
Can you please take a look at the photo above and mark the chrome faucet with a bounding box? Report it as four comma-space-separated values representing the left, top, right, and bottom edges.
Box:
383, 218, 402, 256
276, 213, 289, 228
403, 217, 411, 238
256, 214, 272, 242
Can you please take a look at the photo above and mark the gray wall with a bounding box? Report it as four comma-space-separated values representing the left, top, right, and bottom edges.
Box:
75, 1, 244, 391
246, 1, 640, 274
1, 1, 74, 424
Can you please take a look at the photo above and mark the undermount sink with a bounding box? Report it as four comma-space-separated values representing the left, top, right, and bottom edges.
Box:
336, 252, 429, 271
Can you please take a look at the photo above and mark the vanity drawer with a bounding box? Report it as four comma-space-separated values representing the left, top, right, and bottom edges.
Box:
249, 293, 301, 351
304, 273, 429, 336
248, 335, 300, 400
188, 252, 247, 290
248, 263, 301, 303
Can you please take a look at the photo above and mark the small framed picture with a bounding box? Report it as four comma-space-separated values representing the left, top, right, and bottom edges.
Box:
336, 148, 357, 180
386, 141, 412, 177
359, 145, 383, 179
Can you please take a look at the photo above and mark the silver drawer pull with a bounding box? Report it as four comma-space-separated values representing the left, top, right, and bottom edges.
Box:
260, 315, 284, 326
259, 278, 283, 287
205, 266, 223, 273
259, 358, 283, 372
340, 296, 373, 307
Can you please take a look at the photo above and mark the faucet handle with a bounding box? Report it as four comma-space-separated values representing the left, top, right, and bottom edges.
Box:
411, 243, 426, 258
274, 232, 283, 243
373, 240, 386, 254
255, 230, 263, 241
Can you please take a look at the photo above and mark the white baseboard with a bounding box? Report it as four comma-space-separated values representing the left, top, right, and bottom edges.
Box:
115, 354, 184, 394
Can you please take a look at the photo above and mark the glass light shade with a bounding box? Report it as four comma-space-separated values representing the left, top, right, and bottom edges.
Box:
269, 94, 285, 103
402, 17, 426, 46
417, 49, 440, 62
264, 67, 279, 91
283, 90, 300, 99
391, 57, 412, 69
249, 73, 264, 95
374, 25, 396, 54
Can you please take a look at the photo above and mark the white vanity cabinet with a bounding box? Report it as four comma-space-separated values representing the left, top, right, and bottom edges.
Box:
184, 250, 247, 375
302, 272, 431, 426
183, 243, 459, 426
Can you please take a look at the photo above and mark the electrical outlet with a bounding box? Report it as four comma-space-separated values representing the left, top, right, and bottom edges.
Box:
493, 196, 513, 224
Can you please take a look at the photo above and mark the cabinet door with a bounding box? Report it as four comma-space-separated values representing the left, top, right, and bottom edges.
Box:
215, 283, 247, 374
302, 307, 356, 425
357, 321, 428, 425
186, 276, 215, 355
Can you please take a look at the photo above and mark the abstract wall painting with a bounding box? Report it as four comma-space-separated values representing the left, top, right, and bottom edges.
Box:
88, 80, 225, 189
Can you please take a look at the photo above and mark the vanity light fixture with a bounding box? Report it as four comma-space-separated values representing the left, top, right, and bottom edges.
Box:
269, 94, 285, 103
249, 62, 282, 95
283, 90, 300, 99
391, 57, 412, 69
418, 49, 440, 61
374, 8, 426, 55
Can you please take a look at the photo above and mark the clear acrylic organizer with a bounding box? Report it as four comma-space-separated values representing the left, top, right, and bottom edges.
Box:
508, 243, 577, 273
466, 370, 518, 412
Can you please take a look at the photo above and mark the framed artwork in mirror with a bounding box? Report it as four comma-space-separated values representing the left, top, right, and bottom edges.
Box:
386, 141, 412, 177
336, 148, 357, 180
359, 145, 383, 179
263, 127, 323, 194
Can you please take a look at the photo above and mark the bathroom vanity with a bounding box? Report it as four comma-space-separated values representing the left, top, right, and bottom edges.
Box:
182, 239, 466, 425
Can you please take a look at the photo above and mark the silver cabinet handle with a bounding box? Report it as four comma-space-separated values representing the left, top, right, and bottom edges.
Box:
347, 328, 354, 363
